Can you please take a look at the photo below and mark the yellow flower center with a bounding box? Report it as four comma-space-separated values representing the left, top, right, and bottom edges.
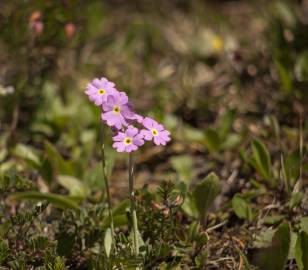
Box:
113, 106, 120, 114
98, 89, 106, 95
151, 129, 158, 136
124, 137, 132, 145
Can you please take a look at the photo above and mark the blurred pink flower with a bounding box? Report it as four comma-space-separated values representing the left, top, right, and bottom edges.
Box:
65, 22, 76, 39
29, 21, 44, 36
29, 10, 43, 36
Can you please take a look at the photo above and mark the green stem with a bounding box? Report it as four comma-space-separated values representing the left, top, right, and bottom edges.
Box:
100, 124, 115, 239
128, 153, 139, 255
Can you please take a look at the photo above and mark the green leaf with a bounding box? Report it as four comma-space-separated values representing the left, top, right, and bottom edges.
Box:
295, 231, 308, 270
253, 228, 277, 249
181, 193, 199, 219
11, 191, 80, 210
104, 228, 113, 258
275, 59, 293, 95
192, 172, 220, 223
13, 144, 41, 169
252, 223, 291, 270
289, 192, 304, 210
263, 215, 284, 225
300, 217, 308, 234
102, 200, 129, 228
231, 194, 253, 221
57, 175, 90, 198
183, 125, 205, 143
170, 155, 193, 184
221, 133, 242, 150
112, 199, 129, 216
44, 140, 73, 176
217, 109, 236, 140
251, 139, 272, 181
295, 50, 308, 82
204, 128, 221, 152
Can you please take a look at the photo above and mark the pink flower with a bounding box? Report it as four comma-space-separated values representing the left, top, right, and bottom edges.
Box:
29, 11, 44, 36
64, 22, 76, 39
101, 91, 134, 130
65, 22, 76, 39
127, 113, 144, 124
85, 77, 116, 106
30, 21, 44, 36
140, 117, 171, 145
112, 126, 144, 152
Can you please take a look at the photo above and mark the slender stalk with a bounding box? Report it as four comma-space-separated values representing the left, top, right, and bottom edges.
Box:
298, 112, 303, 191
100, 124, 115, 239
128, 153, 139, 255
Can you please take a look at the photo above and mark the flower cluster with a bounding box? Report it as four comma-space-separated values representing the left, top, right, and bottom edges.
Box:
85, 77, 171, 152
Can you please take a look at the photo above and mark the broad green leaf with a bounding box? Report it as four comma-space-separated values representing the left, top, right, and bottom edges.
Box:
289, 192, 304, 210
192, 172, 220, 222
275, 59, 292, 95
102, 200, 130, 228
221, 133, 242, 150
285, 151, 300, 187
181, 193, 199, 219
251, 139, 272, 181
217, 109, 236, 140
231, 194, 253, 221
112, 199, 129, 216
300, 217, 308, 234
104, 228, 113, 258
263, 215, 284, 225
113, 215, 128, 228
295, 50, 308, 82
295, 231, 308, 270
253, 228, 276, 248
183, 125, 205, 143
11, 191, 80, 210
204, 128, 220, 152
13, 144, 41, 169
57, 175, 90, 198
44, 140, 73, 176
252, 223, 291, 270
170, 155, 193, 184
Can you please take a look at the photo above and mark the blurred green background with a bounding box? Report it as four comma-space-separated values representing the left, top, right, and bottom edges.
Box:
0, 0, 307, 200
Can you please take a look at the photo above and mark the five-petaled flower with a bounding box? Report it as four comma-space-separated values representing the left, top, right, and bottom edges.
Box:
101, 91, 134, 130
85, 77, 116, 106
112, 126, 144, 152
141, 117, 171, 145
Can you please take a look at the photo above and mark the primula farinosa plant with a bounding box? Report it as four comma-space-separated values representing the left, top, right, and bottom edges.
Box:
85, 77, 170, 256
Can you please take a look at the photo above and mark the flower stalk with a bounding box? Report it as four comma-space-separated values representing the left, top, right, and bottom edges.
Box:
100, 124, 115, 240
128, 153, 139, 255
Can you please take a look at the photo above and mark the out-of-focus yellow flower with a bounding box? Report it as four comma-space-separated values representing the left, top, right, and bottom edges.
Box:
211, 36, 224, 52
